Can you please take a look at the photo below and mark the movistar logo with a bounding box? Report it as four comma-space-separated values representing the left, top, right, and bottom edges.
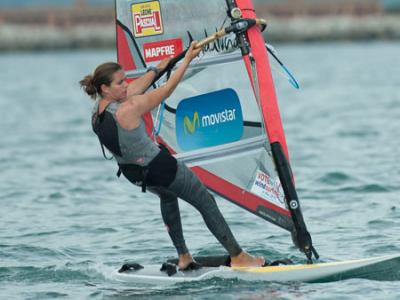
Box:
201, 109, 236, 127
183, 112, 200, 134
183, 109, 237, 135
176, 88, 243, 151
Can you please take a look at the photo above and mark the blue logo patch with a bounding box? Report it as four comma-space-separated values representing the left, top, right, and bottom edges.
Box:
176, 88, 243, 151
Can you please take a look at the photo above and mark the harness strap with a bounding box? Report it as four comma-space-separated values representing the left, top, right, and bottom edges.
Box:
99, 138, 113, 160
117, 144, 176, 194
117, 163, 149, 193
142, 168, 149, 193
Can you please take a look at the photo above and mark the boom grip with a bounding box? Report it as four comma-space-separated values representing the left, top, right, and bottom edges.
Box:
152, 49, 188, 84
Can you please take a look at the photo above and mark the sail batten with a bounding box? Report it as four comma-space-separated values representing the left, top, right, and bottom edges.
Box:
176, 136, 266, 167
125, 51, 243, 79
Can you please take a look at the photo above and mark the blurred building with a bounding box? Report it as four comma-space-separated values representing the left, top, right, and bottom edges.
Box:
0, 0, 113, 27
0, 0, 399, 28
1, 0, 399, 49
255, 0, 383, 17
0, 0, 110, 7
254, 0, 400, 14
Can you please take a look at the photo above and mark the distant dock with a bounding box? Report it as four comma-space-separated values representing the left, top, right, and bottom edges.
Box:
264, 15, 400, 42
0, 24, 115, 51
1, 16, 400, 51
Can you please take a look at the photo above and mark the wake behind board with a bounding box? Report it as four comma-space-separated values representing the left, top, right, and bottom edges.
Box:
112, 254, 400, 284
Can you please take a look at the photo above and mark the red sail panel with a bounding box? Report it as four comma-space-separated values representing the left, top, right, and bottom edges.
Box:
116, 23, 136, 71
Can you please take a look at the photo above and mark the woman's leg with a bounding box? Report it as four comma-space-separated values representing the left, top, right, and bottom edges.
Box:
167, 161, 243, 257
147, 186, 189, 256
149, 162, 264, 268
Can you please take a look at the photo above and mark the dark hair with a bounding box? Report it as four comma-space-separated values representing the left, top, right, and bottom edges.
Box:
79, 62, 122, 100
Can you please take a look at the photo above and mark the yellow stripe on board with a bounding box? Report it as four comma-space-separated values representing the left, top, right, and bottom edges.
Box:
229, 256, 383, 273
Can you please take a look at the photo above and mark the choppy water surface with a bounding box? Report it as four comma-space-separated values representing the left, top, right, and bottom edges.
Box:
1, 42, 399, 299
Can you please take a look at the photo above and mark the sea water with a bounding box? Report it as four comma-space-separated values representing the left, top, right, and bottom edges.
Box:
0, 42, 399, 299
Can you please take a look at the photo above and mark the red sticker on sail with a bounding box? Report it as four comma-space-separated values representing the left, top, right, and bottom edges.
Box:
143, 38, 183, 62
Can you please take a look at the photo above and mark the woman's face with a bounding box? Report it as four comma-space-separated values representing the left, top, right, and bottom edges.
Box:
102, 69, 128, 101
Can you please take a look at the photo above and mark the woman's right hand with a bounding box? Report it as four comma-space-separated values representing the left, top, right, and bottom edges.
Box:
184, 41, 202, 63
156, 57, 171, 73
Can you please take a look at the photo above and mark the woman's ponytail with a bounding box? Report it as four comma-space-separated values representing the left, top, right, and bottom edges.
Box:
80, 74, 97, 100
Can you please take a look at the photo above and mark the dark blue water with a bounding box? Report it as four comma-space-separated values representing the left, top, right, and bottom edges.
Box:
1, 42, 399, 299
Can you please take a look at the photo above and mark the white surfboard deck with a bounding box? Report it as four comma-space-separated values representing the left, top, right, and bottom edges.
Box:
112, 254, 400, 284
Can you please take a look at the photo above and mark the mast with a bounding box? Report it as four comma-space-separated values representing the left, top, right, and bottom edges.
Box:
229, 0, 319, 263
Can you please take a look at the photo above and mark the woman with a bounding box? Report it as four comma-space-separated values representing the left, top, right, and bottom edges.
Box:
80, 42, 264, 269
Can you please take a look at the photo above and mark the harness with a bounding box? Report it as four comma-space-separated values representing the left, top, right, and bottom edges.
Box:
92, 106, 177, 192
118, 143, 177, 192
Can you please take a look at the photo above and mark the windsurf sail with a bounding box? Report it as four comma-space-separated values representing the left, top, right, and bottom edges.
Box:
115, 0, 318, 262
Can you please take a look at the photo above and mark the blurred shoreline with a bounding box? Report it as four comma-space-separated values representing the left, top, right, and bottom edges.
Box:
1, 15, 400, 51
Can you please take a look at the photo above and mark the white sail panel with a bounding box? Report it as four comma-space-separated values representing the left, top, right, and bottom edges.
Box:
116, 0, 293, 231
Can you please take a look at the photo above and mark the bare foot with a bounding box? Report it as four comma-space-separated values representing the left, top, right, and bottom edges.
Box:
230, 251, 265, 267
178, 252, 194, 270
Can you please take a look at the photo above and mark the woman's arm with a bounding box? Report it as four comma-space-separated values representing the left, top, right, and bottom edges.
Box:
116, 42, 202, 130
126, 58, 171, 96
130, 42, 201, 115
